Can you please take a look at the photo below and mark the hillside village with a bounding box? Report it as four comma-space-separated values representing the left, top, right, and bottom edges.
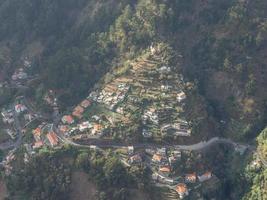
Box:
0, 44, 251, 199
56, 44, 191, 143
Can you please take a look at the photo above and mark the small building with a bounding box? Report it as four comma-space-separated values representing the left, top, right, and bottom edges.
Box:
80, 99, 91, 108
142, 129, 152, 138
159, 166, 171, 176
72, 105, 84, 119
12, 71, 28, 80
128, 146, 134, 154
72, 110, 83, 119
158, 66, 171, 73
59, 125, 69, 134
62, 115, 74, 124
116, 107, 124, 115
176, 183, 189, 199
157, 148, 167, 156
92, 115, 100, 121
177, 91, 186, 102
1, 109, 14, 124
78, 121, 92, 132
198, 171, 212, 182
15, 104, 27, 113
152, 154, 163, 163
46, 132, 59, 147
129, 154, 142, 164
91, 124, 103, 135
24, 113, 34, 122
6, 129, 17, 140
173, 150, 182, 158
32, 127, 42, 141
33, 141, 44, 149
185, 173, 197, 183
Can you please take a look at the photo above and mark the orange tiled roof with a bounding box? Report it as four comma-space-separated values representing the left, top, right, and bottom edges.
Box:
62, 115, 74, 124
159, 166, 171, 173
47, 132, 58, 146
33, 141, 44, 149
93, 124, 103, 131
185, 172, 197, 181
203, 171, 212, 177
74, 105, 84, 113
80, 100, 91, 108
72, 106, 84, 119
32, 127, 41, 137
176, 183, 187, 194
130, 154, 142, 162
59, 125, 69, 133
72, 110, 83, 119
152, 154, 162, 162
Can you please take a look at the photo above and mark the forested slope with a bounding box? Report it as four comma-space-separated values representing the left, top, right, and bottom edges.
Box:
0, 0, 267, 199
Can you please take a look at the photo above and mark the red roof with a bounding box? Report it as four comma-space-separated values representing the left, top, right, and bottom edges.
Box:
176, 183, 188, 194
47, 132, 58, 146
62, 115, 74, 124
185, 172, 197, 182
32, 127, 41, 137
33, 141, 44, 149
159, 166, 171, 173
80, 99, 91, 108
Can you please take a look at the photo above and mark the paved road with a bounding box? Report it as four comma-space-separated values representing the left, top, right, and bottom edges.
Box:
55, 130, 248, 152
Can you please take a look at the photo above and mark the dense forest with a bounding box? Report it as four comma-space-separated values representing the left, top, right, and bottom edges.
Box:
0, 0, 267, 199
0, 0, 266, 139
5, 146, 153, 200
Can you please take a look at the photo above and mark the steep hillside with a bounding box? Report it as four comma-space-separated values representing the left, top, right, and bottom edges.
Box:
0, 0, 131, 106
0, 0, 267, 200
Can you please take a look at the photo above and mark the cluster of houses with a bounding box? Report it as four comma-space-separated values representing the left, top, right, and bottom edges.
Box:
0, 150, 16, 175
31, 123, 59, 150
59, 99, 107, 139
43, 90, 57, 106
141, 105, 191, 139
1, 107, 15, 125
15, 102, 37, 128
11, 68, 28, 81
120, 145, 213, 199
142, 108, 159, 125
61, 99, 91, 124
89, 82, 130, 111
11, 57, 32, 83
161, 120, 191, 137
72, 99, 91, 119
147, 147, 212, 199
59, 119, 104, 139
150, 148, 181, 183
1, 100, 35, 140
172, 171, 213, 199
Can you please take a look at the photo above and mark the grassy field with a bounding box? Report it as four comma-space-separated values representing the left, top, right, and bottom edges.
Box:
83, 103, 121, 121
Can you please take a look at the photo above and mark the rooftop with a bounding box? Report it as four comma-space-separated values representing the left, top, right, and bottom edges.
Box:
46, 132, 58, 146
176, 183, 188, 195
62, 115, 74, 124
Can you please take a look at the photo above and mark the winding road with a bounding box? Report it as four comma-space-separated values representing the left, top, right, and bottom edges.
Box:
1, 91, 266, 168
